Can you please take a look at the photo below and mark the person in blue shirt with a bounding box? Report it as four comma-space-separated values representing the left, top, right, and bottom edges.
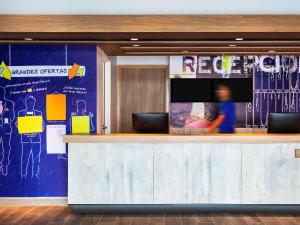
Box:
206, 84, 236, 133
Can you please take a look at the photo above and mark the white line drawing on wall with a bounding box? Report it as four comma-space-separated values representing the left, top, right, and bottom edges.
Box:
251, 56, 300, 128
0, 86, 15, 176
16, 96, 44, 179
58, 153, 68, 160
70, 99, 95, 133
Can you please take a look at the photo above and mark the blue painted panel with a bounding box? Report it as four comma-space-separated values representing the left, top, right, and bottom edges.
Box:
0, 44, 97, 197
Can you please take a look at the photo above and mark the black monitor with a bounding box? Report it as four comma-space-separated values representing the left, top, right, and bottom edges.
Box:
170, 78, 253, 103
171, 78, 212, 102
212, 78, 253, 102
268, 113, 300, 133
132, 113, 169, 134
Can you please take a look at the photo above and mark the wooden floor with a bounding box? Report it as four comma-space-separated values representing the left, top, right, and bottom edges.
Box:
0, 206, 300, 225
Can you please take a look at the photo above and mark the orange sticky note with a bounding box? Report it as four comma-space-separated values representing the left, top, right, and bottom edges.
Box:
46, 94, 66, 120
68, 63, 80, 80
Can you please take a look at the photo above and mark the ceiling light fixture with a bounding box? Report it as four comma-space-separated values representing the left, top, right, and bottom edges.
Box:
24, 37, 33, 41
269, 50, 276, 53
235, 38, 244, 41
132, 44, 140, 47
182, 50, 189, 53
229, 44, 237, 47
130, 38, 139, 41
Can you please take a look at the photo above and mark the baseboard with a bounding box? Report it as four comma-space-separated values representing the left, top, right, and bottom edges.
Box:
0, 197, 67, 206
71, 204, 300, 213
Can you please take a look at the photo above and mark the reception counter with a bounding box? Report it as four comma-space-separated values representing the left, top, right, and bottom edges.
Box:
64, 134, 300, 208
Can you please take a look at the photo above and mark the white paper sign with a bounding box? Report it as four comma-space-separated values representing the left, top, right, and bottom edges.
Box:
46, 125, 66, 154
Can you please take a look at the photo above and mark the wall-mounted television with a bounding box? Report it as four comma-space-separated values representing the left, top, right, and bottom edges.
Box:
212, 78, 253, 102
171, 78, 212, 102
171, 78, 253, 103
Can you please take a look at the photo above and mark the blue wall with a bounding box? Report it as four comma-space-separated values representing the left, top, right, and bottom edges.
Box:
0, 44, 97, 197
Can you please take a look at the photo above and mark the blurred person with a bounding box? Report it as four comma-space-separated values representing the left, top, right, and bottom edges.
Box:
206, 84, 236, 133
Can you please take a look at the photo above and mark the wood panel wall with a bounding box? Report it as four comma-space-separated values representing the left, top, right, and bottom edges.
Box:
96, 47, 108, 134
1, 15, 300, 33
117, 66, 168, 133
110, 56, 118, 133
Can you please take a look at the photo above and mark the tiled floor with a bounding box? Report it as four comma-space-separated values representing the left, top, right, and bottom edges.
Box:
0, 206, 300, 225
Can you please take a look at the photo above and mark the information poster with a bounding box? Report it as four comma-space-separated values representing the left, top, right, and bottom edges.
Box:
0, 44, 97, 197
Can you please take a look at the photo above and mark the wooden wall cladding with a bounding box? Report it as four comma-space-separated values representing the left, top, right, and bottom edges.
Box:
1, 15, 300, 33
2, 15, 300, 55
117, 66, 168, 133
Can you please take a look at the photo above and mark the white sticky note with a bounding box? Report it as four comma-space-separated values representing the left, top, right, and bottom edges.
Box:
46, 125, 66, 154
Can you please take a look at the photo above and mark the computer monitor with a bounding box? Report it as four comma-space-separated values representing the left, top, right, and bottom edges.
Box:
132, 113, 169, 134
268, 113, 300, 133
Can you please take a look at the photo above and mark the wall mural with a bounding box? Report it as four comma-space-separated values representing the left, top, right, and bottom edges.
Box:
170, 55, 300, 129
0, 44, 96, 197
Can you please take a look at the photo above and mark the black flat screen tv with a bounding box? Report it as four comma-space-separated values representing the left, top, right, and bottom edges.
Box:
170, 78, 253, 103
171, 78, 212, 102
132, 113, 169, 134
212, 78, 253, 102
268, 113, 300, 133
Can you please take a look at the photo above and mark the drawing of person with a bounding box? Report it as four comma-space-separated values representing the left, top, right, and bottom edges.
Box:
70, 100, 95, 133
0, 86, 15, 176
17, 96, 44, 178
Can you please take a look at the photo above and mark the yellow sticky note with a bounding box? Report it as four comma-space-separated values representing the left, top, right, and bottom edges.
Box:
46, 94, 66, 120
18, 116, 43, 134
72, 116, 90, 134
0, 61, 12, 80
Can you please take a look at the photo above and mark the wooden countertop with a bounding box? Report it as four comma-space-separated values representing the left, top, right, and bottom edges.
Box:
64, 133, 300, 144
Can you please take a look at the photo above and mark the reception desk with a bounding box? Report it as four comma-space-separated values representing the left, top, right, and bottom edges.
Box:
64, 134, 300, 208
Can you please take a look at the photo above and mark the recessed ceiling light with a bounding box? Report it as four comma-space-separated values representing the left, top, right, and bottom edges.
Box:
132, 44, 140, 47
130, 38, 139, 41
229, 44, 237, 47
182, 50, 189, 53
269, 50, 276, 53
24, 37, 33, 41
235, 38, 244, 41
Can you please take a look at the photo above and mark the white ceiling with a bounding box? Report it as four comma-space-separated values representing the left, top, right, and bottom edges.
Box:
1, 0, 300, 15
